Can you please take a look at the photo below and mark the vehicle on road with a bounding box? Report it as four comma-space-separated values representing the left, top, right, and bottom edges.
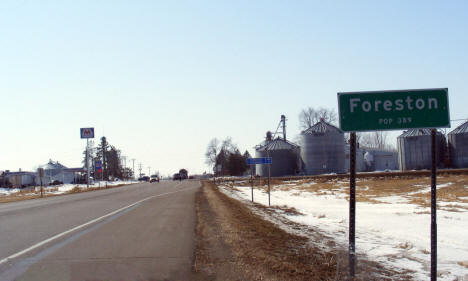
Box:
150, 175, 159, 183
173, 173, 181, 181
138, 176, 150, 182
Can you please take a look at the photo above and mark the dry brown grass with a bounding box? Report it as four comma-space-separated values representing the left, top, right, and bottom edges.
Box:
195, 181, 414, 280
225, 174, 468, 211
458, 261, 468, 268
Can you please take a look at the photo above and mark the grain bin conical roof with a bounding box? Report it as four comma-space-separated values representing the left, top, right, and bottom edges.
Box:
301, 119, 343, 134
449, 120, 468, 135
256, 137, 299, 151
398, 129, 443, 138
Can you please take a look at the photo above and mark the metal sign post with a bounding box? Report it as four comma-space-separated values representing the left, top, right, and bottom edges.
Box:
349, 132, 356, 278
80, 128, 94, 189
86, 138, 89, 189
251, 165, 254, 203
268, 162, 271, 207
266, 150, 271, 207
431, 129, 437, 281
37, 168, 44, 198
246, 157, 272, 205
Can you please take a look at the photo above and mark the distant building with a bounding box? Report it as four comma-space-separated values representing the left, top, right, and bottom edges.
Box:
344, 144, 366, 172
37, 160, 84, 185
364, 148, 399, 171
3, 170, 36, 188
345, 145, 399, 172
397, 129, 446, 170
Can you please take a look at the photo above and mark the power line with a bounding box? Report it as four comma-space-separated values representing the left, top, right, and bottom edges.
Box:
138, 163, 143, 178
131, 159, 135, 179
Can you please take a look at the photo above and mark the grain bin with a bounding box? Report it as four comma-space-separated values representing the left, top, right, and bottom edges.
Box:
397, 129, 446, 170
255, 132, 301, 177
448, 120, 468, 168
300, 119, 345, 175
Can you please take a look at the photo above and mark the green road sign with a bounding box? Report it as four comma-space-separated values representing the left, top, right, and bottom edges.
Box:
338, 88, 450, 132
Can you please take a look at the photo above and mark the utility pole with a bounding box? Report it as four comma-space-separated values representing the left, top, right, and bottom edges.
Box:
148, 167, 151, 177
138, 163, 143, 178
122, 156, 127, 169
86, 139, 89, 189
131, 158, 135, 179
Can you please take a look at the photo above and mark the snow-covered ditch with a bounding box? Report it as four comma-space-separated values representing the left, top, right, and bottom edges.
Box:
0, 181, 138, 196
219, 182, 468, 281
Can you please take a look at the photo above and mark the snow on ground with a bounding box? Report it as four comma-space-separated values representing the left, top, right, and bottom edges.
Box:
0, 181, 138, 196
219, 182, 468, 281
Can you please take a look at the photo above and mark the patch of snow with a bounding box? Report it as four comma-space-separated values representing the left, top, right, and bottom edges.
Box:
219, 181, 468, 281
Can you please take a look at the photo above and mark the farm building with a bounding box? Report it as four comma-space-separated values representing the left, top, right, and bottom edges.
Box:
397, 129, 446, 170
37, 160, 83, 185
300, 119, 345, 175
255, 132, 301, 177
344, 145, 366, 172
2, 171, 36, 188
448, 120, 468, 168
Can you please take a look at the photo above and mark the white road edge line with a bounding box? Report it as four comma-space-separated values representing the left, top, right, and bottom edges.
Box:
0, 187, 194, 265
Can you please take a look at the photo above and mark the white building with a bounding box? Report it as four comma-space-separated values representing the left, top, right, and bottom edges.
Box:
36, 160, 83, 185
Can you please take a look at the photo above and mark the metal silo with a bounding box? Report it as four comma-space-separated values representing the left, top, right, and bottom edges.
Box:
300, 119, 345, 175
448, 120, 468, 168
255, 132, 301, 177
397, 129, 446, 170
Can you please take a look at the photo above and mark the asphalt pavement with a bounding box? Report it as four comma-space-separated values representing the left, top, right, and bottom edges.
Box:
0, 180, 200, 281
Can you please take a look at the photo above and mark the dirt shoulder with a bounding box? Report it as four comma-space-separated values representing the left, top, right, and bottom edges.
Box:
193, 181, 414, 281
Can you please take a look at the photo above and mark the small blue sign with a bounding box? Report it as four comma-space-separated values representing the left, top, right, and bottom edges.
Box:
95, 160, 102, 169
247, 157, 272, 165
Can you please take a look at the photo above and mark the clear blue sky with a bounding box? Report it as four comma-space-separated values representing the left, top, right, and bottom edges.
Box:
1, 0, 467, 176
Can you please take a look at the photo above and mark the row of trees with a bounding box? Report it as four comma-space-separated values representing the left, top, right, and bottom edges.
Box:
299, 106, 394, 150
205, 137, 250, 176
82, 137, 133, 180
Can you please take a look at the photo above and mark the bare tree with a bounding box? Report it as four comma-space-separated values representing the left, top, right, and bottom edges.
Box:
344, 132, 363, 144
360, 132, 393, 150
205, 138, 220, 169
221, 137, 237, 154
299, 107, 337, 130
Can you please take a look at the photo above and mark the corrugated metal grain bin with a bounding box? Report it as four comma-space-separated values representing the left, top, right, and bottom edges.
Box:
300, 119, 345, 175
448, 120, 468, 168
255, 135, 301, 177
397, 129, 446, 170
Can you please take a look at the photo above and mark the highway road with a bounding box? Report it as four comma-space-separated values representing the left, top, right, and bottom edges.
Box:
0, 180, 200, 281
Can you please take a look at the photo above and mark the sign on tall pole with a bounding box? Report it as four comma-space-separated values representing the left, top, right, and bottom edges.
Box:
338, 89, 450, 280
80, 128, 95, 189
247, 157, 272, 204
37, 168, 44, 198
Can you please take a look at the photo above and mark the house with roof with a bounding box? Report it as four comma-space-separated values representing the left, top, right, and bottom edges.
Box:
36, 160, 84, 185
